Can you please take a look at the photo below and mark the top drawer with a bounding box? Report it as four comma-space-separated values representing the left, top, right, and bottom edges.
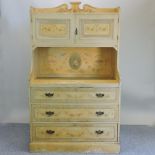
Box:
30, 87, 119, 104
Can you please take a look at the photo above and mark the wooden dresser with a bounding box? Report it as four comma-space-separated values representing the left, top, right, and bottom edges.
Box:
29, 2, 121, 153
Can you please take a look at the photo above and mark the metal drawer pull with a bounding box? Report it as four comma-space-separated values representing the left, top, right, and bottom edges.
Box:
95, 130, 104, 135
96, 111, 104, 116
45, 92, 54, 97
45, 111, 54, 116
46, 130, 55, 135
96, 93, 104, 97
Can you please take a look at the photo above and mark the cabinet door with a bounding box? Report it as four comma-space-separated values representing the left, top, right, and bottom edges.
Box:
32, 14, 74, 46
75, 14, 119, 46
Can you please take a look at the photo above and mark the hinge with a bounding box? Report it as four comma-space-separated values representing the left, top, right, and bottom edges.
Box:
117, 35, 119, 40
118, 18, 119, 23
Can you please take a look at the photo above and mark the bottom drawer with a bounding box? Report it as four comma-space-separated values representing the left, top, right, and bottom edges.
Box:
32, 123, 118, 142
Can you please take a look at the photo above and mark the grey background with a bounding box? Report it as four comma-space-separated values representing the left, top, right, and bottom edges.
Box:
0, 0, 155, 125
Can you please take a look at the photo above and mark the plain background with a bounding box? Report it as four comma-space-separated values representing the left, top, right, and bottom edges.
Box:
0, 0, 155, 125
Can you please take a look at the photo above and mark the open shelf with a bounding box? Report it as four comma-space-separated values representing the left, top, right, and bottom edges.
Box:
29, 70, 120, 87
33, 47, 118, 80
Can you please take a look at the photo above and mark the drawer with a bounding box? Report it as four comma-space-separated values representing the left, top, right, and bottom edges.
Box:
31, 105, 119, 122
32, 123, 118, 142
30, 87, 118, 103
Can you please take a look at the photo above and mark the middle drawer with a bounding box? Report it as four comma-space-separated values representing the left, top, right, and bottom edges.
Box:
31, 104, 119, 122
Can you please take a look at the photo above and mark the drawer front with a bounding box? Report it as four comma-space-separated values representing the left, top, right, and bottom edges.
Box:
30, 87, 118, 103
31, 105, 119, 122
32, 123, 118, 142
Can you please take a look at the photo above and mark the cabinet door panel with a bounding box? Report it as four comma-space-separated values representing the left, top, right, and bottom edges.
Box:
76, 14, 118, 46
32, 14, 74, 46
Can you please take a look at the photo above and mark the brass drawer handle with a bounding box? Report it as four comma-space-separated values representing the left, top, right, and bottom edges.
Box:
95, 130, 104, 135
96, 111, 104, 116
45, 111, 54, 116
45, 92, 54, 97
46, 130, 55, 135
96, 93, 104, 98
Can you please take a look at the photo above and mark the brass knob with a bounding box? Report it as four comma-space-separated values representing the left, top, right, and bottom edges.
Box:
95, 130, 104, 135
46, 130, 55, 135
45, 111, 54, 116
45, 92, 54, 97
96, 93, 104, 98
96, 111, 104, 116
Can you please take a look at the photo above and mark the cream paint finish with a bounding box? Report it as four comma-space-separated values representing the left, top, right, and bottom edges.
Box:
29, 142, 120, 153
0, 0, 155, 125
32, 123, 118, 142
30, 87, 119, 103
31, 105, 119, 122
34, 47, 117, 78
29, 3, 120, 153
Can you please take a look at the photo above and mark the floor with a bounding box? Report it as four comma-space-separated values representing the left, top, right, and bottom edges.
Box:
0, 124, 155, 155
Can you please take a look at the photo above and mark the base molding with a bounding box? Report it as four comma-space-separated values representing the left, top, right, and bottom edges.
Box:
29, 142, 120, 153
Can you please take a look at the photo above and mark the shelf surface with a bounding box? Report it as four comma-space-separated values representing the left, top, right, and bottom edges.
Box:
29, 71, 120, 87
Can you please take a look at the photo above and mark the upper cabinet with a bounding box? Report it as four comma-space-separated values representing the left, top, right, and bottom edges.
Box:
31, 2, 120, 48
75, 14, 119, 46
32, 14, 74, 46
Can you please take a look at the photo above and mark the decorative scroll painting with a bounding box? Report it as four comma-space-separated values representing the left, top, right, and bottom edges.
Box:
81, 19, 113, 37
36, 47, 116, 78
38, 20, 69, 38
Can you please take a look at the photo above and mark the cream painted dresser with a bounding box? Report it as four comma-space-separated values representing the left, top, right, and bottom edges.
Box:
29, 2, 121, 153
